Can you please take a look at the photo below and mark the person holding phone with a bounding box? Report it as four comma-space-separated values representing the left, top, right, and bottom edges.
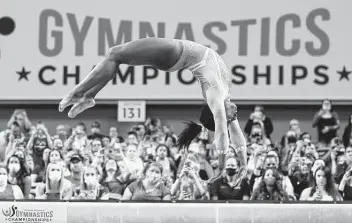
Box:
300, 166, 342, 201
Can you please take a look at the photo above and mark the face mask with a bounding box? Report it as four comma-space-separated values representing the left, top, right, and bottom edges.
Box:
226, 168, 237, 177
264, 176, 276, 186
106, 164, 117, 172
8, 164, 20, 173
147, 174, 160, 184
0, 175, 7, 186
85, 176, 97, 185
49, 171, 61, 181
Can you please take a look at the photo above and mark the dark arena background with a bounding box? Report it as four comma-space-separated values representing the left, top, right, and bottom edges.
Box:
1, 0, 352, 222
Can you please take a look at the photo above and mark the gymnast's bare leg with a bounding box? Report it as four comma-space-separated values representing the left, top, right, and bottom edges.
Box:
59, 38, 183, 118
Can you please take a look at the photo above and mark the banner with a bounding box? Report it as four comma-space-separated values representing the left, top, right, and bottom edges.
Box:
0, 0, 351, 101
0, 202, 67, 223
0, 201, 351, 223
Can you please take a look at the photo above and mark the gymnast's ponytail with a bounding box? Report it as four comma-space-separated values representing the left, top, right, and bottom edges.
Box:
176, 104, 215, 150
176, 121, 203, 150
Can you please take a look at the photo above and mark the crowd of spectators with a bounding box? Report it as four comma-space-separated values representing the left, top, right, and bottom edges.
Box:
0, 99, 351, 202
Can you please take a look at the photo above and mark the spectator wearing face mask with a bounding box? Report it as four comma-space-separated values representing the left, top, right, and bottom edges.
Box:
171, 154, 208, 200
342, 114, 352, 148
280, 119, 301, 149
0, 163, 24, 199
88, 121, 105, 140
313, 99, 340, 146
7, 155, 31, 199
300, 166, 342, 201
75, 165, 109, 200
250, 154, 295, 200
245, 105, 273, 140
122, 162, 170, 200
210, 156, 249, 200
251, 168, 289, 201
35, 163, 72, 200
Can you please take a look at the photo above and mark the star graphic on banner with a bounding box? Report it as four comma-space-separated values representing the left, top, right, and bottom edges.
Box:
16, 67, 31, 81
337, 66, 351, 81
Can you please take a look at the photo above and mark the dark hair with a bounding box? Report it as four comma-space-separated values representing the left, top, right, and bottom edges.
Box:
127, 131, 138, 139
176, 104, 214, 150
155, 144, 171, 157
309, 166, 339, 201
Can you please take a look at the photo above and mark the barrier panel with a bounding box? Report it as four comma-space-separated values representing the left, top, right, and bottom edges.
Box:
1, 201, 352, 223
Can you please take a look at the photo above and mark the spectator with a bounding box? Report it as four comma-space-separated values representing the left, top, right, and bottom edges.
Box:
35, 163, 72, 200
123, 143, 143, 176
0, 163, 24, 199
0, 122, 25, 162
245, 105, 274, 140
7, 155, 31, 199
122, 162, 170, 200
109, 127, 122, 144
250, 153, 295, 199
7, 109, 32, 136
338, 165, 352, 200
75, 165, 109, 200
155, 144, 177, 180
300, 166, 342, 201
342, 114, 352, 148
132, 124, 147, 142
64, 123, 88, 152
280, 119, 301, 150
251, 168, 289, 201
101, 136, 111, 148
27, 122, 53, 181
91, 139, 103, 155
100, 159, 125, 200
127, 131, 139, 145
171, 154, 208, 200
65, 153, 84, 189
197, 143, 214, 181
289, 155, 314, 199
312, 99, 340, 146
210, 156, 249, 200
333, 146, 352, 184
88, 121, 105, 140
52, 138, 64, 151
54, 124, 68, 143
